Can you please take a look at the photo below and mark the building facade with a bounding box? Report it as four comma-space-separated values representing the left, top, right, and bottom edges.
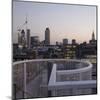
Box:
63, 39, 68, 45
45, 27, 50, 45
27, 29, 31, 48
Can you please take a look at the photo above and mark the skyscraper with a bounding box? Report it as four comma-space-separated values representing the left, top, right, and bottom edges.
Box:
72, 39, 76, 45
27, 29, 31, 48
92, 31, 95, 40
63, 39, 68, 45
31, 36, 39, 47
18, 32, 21, 45
45, 27, 50, 45
21, 29, 26, 47
89, 31, 96, 45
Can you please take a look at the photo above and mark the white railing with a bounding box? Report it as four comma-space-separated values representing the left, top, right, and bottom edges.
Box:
13, 59, 92, 66
48, 63, 96, 89
48, 62, 96, 96
13, 59, 96, 99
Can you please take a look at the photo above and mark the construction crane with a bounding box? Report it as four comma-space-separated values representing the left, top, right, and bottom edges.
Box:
17, 15, 28, 47
17, 15, 28, 32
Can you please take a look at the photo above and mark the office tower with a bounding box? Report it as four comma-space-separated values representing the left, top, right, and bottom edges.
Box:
21, 29, 26, 47
18, 32, 21, 45
72, 39, 76, 45
21, 29, 25, 37
27, 29, 31, 48
45, 27, 50, 45
56, 41, 59, 45
63, 39, 68, 45
92, 31, 95, 40
31, 36, 39, 47
89, 31, 96, 45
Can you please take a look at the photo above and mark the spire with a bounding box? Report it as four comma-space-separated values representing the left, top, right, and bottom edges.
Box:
24, 14, 28, 30
23, 15, 28, 26
92, 31, 95, 40
25, 14, 28, 24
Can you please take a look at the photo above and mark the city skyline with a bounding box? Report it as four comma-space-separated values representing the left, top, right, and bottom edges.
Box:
13, 1, 97, 44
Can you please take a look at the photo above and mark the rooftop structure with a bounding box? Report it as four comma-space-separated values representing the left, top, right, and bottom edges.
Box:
45, 27, 50, 45
13, 59, 96, 99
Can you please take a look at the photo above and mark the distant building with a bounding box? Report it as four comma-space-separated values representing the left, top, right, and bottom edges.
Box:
56, 41, 62, 46
45, 27, 50, 45
72, 39, 76, 45
92, 31, 95, 40
89, 31, 97, 45
13, 46, 37, 61
18, 32, 21, 45
63, 44, 78, 59
63, 39, 68, 45
13, 43, 19, 55
76, 32, 97, 59
31, 36, 39, 47
40, 40, 45, 46
56, 41, 59, 46
27, 29, 31, 48
62, 39, 77, 59
20, 29, 26, 47
76, 43, 97, 59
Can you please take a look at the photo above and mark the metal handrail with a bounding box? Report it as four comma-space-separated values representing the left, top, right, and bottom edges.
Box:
13, 59, 92, 72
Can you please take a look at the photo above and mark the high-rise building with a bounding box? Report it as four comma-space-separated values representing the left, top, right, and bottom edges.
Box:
31, 36, 39, 47
56, 41, 59, 45
21, 29, 25, 37
89, 31, 96, 45
45, 27, 50, 45
20, 29, 26, 47
63, 44, 77, 59
63, 39, 68, 45
92, 31, 95, 40
76, 32, 97, 59
27, 29, 31, 48
72, 39, 76, 45
18, 32, 21, 45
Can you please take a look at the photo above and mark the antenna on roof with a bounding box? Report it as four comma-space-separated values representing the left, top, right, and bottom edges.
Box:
17, 13, 28, 32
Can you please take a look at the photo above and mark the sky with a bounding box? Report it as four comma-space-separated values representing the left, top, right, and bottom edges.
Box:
13, 1, 97, 44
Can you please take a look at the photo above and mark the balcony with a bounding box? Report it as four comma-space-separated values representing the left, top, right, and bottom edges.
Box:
12, 59, 97, 99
